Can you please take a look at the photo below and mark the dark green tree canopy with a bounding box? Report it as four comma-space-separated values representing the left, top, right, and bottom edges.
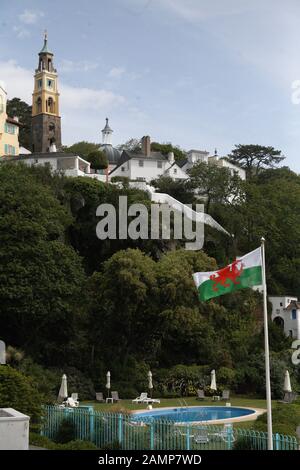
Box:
227, 144, 284, 177
86, 150, 108, 170
7, 97, 32, 151
150, 142, 186, 162
64, 141, 100, 158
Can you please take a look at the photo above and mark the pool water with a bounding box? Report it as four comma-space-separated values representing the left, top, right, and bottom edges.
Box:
132, 406, 255, 423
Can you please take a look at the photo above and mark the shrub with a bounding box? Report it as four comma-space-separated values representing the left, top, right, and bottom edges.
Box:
30, 433, 97, 450
0, 365, 42, 422
62, 440, 98, 450
99, 440, 122, 450
233, 436, 256, 450
54, 418, 76, 444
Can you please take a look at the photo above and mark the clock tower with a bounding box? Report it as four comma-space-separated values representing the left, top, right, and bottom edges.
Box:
31, 32, 61, 153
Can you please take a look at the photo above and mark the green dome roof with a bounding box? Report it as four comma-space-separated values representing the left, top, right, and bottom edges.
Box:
39, 32, 53, 55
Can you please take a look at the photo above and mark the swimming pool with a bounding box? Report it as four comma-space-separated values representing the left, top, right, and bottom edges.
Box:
132, 406, 256, 424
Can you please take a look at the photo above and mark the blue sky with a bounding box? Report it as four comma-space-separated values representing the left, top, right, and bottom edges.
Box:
1, 0, 300, 171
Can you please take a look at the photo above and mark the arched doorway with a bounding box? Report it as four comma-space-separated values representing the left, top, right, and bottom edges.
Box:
273, 316, 284, 329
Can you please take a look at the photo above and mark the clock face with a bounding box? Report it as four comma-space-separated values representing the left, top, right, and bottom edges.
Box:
49, 122, 55, 132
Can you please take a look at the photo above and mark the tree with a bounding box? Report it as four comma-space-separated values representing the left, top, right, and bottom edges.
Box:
188, 161, 243, 212
150, 142, 186, 162
7, 97, 32, 150
0, 164, 86, 365
64, 141, 100, 158
227, 144, 284, 178
0, 365, 43, 421
87, 249, 160, 370
150, 176, 194, 204
116, 138, 141, 153
86, 150, 108, 171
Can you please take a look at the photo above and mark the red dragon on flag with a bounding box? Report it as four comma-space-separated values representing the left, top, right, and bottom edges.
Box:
209, 259, 244, 292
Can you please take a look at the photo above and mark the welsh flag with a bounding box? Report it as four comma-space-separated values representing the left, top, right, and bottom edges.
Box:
193, 247, 263, 302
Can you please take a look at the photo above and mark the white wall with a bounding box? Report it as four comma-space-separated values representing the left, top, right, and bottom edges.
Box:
0, 408, 29, 450
269, 296, 300, 339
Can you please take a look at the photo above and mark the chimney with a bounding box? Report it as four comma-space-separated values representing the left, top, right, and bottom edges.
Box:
141, 136, 151, 157
168, 151, 174, 163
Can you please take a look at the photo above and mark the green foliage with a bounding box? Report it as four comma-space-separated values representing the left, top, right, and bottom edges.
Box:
150, 142, 186, 162
30, 433, 97, 449
110, 176, 130, 188
150, 176, 194, 204
188, 161, 243, 212
227, 144, 284, 178
64, 141, 100, 158
155, 364, 210, 397
7, 98, 32, 150
54, 418, 76, 443
0, 164, 86, 365
0, 156, 300, 402
0, 365, 43, 422
233, 435, 256, 450
87, 150, 108, 170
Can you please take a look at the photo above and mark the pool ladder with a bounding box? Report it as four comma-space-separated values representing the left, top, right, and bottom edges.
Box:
178, 398, 189, 421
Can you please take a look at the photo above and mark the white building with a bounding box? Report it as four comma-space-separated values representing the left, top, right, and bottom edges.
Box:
179, 149, 210, 172
2, 151, 108, 180
109, 136, 187, 183
208, 154, 246, 180
269, 296, 300, 339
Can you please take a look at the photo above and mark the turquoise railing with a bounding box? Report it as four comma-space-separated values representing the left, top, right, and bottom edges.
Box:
41, 406, 299, 451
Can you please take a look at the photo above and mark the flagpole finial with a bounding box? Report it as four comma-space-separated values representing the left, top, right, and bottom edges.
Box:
261, 237, 265, 243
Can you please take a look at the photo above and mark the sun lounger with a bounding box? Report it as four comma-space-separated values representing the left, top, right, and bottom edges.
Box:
96, 392, 104, 402
196, 389, 207, 400
132, 393, 148, 403
221, 390, 230, 401
132, 393, 160, 404
64, 396, 79, 408
111, 391, 120, 402
278, 391, 298, 404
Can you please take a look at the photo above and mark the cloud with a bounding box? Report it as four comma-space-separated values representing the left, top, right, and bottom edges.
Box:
13, 26, 30, 39
60, 59, 99, 73
108, 67, 126, 78
60, 85, 125, 110
0, 59, 127, 144
18, 10, 44, 25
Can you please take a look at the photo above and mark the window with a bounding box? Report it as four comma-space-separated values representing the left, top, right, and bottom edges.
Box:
5, 123, 15, 134
37, 97, 42, 113
38, 79, 42, 89
46, 97, 55, 113
121, 167, 125, 172
4, 144, 15, 155
139, 160, 144, 167
292, 309, 297, 320
280, 302, 283, 307
289, 330, 293, 338
49, 123, 55, 132
47, 79, 53, 89
157, 161, 162, 168
174, 168, 177, 174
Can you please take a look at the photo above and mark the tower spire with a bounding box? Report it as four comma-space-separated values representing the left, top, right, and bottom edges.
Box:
101, 118, 113, 145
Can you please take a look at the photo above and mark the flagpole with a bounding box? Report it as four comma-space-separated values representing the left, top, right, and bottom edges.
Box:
261, 237, 273, 450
